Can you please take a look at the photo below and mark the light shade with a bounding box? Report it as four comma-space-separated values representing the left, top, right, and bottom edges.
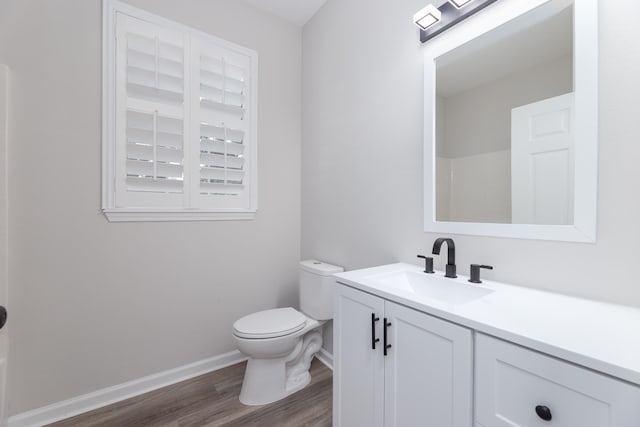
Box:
449, 0, 474, 8
413, 4, 441, 30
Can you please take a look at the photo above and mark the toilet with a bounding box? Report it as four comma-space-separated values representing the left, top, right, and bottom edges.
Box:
232, 260, 343, 405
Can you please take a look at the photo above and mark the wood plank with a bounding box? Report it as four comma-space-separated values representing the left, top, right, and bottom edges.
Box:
48, 359, 332, 427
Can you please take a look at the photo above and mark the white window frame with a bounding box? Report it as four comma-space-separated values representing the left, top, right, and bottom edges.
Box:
102, 0, 258, 222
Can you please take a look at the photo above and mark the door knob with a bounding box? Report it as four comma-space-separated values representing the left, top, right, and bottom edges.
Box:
0, 306, 7, 330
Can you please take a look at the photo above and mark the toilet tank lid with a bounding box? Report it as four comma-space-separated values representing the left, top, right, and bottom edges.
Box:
300, 260, 344, 276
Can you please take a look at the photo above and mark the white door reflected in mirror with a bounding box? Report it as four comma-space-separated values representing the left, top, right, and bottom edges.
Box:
511, 93, 574, 225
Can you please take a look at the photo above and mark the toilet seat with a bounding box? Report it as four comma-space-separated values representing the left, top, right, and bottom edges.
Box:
233, 307, 306, 339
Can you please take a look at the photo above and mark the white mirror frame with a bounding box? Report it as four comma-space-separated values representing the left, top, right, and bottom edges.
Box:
424, 0, 597, 242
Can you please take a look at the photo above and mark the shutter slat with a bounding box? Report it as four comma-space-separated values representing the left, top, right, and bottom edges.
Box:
127, 110, 182, 134
127, 159, 184, 179
128, 67, 183, 93
126, 98, 184, 118
128, 143, 183, 164
200, 139, 244, 156
127, 83, 183, 104
127, 33, 182, 62
200, 69, 243, 93
199, 115, 243, 133
127, 128, 183, 149
201, 57, 245, 81
200, 84, 244, 107
200, 167, 244, 183
127, 50, 183, 78
200, 167, 226, 182
200, 99, 244, 116
200, 55, 246, 82
200, 182, 244, 195
199, 123, 225, 140
200, 152, 244, 169
200, 123, 244, 143
226, 128, 244, 143
126, 177, 183, 193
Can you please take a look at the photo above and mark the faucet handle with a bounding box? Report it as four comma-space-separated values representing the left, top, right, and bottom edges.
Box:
417, 254, 434, 274
469, 264, 493, 284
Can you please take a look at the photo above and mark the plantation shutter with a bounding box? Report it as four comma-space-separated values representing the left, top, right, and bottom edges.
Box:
105, 2, 257, 220
115, 13, 187, 208
192, 41, 256, 210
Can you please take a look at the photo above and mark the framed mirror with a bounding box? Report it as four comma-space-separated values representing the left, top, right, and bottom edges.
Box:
424, 0, 597, 242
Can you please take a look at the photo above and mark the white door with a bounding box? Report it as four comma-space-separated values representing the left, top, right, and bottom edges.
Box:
511, 92, 574, 225
333, 284, 385, 427
0, 64, 10, 426
384, 301, 473, 427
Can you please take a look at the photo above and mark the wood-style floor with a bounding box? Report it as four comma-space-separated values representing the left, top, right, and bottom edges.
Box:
48, 359, 332, 427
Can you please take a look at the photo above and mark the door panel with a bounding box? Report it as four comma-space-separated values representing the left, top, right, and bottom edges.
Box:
384, 301, 473, 427
333, 284, 385, 427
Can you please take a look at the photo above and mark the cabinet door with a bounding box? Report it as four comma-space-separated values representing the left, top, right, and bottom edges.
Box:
384, 301, 473, 427
333, 284, 385, 427
476, 333, 640, 427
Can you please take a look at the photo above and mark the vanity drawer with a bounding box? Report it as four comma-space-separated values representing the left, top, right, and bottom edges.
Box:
475, 333, 640, 427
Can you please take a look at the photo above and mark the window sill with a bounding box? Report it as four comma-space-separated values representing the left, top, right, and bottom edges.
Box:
103, 209, 256, 222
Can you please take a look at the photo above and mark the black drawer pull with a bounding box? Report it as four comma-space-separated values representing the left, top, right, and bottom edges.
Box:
535, 405, 552, 421
371, 313, 380, 349
383, 318, 392, 356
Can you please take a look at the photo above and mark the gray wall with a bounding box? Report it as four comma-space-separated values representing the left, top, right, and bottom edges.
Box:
302, 0, 640, 315
0, 0, 301, 415
438, 55, 573, 159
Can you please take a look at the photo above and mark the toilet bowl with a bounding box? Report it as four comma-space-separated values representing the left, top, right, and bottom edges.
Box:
232, 260, 343, 406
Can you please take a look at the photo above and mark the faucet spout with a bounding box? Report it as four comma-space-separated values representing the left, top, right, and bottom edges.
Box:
432, 238, 457, 278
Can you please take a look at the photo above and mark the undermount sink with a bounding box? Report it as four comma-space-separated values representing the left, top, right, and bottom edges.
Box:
368, 270, 494, 305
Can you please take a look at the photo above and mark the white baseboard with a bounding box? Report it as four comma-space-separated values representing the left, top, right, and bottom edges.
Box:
8, 350, 247, 427
315, 348, 333, 370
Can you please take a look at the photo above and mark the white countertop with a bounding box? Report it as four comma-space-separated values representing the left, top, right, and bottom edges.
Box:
334, 263, 640, 386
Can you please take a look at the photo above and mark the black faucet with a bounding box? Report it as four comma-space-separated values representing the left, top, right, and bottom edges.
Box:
432, 238, 457, 278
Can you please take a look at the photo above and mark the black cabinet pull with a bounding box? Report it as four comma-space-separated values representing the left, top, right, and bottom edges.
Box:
383, 318, 392, 356
371, 313, 380, 349
535, 405, 552, 421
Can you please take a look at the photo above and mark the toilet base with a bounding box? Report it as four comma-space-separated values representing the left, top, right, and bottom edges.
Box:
239, 358, 312, 405
238, 329, 322, 406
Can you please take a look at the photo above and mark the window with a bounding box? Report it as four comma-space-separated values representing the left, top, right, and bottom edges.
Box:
102, 0, 257, 221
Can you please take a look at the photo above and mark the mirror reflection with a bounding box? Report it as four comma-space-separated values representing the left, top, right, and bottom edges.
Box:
435, 4, 573, 225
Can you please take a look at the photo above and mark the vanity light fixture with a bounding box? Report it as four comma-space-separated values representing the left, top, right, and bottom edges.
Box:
413, 4, 441, 30
417, 0, 498, 43
449, 0, 474, 8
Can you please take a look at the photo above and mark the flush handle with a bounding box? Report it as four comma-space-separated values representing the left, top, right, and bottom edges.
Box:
371, 313, 380, 350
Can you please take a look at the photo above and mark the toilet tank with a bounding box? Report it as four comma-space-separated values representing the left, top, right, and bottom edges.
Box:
299, 260, 344, 320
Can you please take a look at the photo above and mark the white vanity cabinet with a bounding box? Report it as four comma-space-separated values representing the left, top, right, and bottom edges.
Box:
475, 334, 640, 427
333, 283, 473, 427
333, 263, 640, 427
